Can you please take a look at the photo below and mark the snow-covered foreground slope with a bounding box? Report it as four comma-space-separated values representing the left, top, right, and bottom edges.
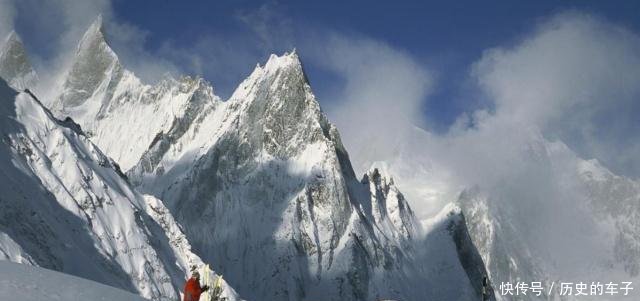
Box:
0, 260, 149, 301
0, 78, 238, 301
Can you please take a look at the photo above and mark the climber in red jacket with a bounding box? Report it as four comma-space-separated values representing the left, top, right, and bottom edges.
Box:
183, 269, 209, 301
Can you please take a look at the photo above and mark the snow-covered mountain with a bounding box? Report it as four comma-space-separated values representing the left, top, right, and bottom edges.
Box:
7, 10, 640, 301
0, 31, 37, 90
37, 17, 494, 301
50, 16, 219, 171
0, 77, 239, 300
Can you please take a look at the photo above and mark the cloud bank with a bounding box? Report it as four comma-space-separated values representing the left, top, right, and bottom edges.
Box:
323, 11, 640, 210
301, 11, 640, 278
428, 12, 640, 187
424, 12, 640, 278
473, 12, 640, 178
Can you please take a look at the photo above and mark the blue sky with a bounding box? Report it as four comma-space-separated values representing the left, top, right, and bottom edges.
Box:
5, 1, 640, 131
106, 0, 640, 131
3, 0, 640, 179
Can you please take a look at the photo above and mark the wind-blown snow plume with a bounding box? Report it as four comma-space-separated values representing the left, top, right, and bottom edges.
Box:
3, 0, 184, 99
315, 34, 433, 175
0, 0, 16, 39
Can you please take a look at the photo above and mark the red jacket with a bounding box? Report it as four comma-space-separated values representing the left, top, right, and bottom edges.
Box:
183, 277, 203, 301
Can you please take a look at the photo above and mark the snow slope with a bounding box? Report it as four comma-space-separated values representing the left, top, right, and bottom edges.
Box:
0, 78, 238, 301
0, 260, 149, 301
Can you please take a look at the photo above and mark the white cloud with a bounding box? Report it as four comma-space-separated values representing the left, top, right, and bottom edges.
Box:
0, 0, 16, 39
307, 33, 434, 175
401, 12, 640, 224
472, 11, 640, 178
235, 1, 293, 50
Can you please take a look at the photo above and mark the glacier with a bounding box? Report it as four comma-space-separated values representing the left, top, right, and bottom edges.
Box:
0, 260, 149, 301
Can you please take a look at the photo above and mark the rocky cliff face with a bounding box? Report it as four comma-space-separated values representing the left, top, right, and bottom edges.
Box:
458, 188, 548, 301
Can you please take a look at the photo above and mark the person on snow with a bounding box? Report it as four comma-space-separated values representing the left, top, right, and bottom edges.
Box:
482, 276, 491, 301
183, 268, 209, 301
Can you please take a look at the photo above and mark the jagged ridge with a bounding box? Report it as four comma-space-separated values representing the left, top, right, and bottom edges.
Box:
0, 78, 239, 301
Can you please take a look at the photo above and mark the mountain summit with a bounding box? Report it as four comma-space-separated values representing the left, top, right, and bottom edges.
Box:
0, 31, 37, 90
56, 15, 120, 110
125, 48, 491, 300
51, 16, 221, 171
